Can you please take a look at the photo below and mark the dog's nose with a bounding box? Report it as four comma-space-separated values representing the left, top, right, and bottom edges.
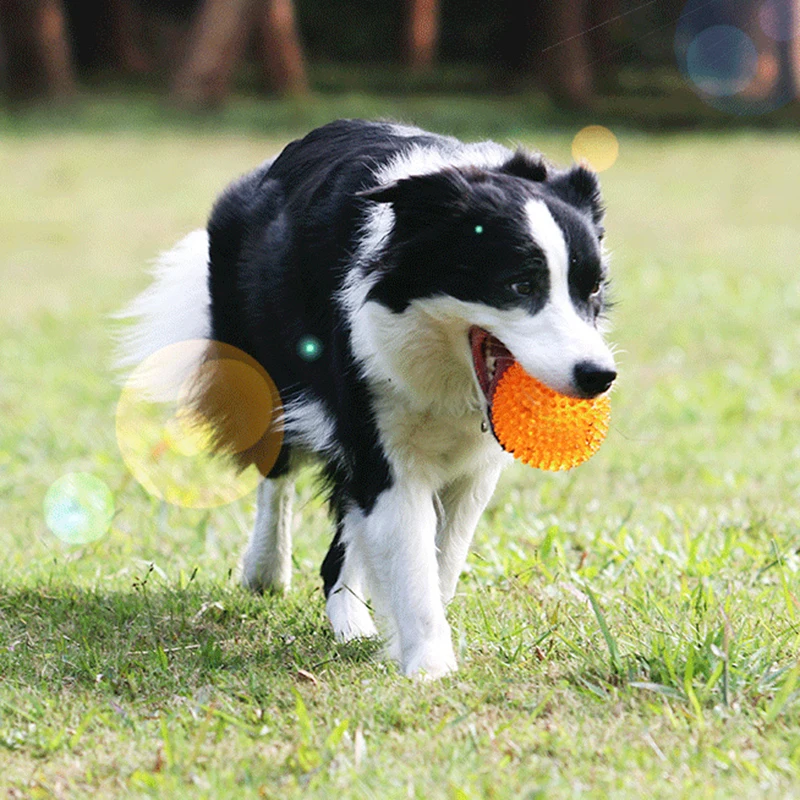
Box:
573, 362, 616, 397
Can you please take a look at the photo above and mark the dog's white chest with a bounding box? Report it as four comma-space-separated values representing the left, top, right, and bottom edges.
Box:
373, 393, 504, 486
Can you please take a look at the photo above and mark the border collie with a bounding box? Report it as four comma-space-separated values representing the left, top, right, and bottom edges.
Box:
117, 119, 616, 679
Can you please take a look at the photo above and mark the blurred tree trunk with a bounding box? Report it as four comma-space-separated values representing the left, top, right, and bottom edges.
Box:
0, 0, 76, 101
109, 0, 152, 75
404, 0, 439, 70
172, 0, 307, 108
496, 0, 542, 76
540, 0, 593, 106
588, 0, 619, 87
793, 0, 800, 95
774, 0, 799, 98
170, 0, 255, 108
0, 18, 5, 97
739, 0, 797, 102
257, 0, 308, 95
497, 0, 596, 104
36, 0, 76, 96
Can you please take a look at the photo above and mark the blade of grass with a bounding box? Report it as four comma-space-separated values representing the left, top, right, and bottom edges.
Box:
586, 586, 623, 676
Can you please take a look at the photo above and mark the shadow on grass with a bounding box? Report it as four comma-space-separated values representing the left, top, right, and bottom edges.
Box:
0, 582, 382, 701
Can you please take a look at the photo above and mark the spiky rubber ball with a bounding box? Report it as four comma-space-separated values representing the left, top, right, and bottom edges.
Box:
490, 362, 610, 471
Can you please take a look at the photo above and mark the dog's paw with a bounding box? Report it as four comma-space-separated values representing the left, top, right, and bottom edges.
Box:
327, 588, 378, 642
332, 612, 379, 643
401, 639, 457, 680
241, 560, 290, 595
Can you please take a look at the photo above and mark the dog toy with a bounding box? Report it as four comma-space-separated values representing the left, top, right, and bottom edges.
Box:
490, 362, 610, 471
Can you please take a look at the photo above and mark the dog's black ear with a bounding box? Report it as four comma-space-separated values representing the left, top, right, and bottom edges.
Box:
358, 168, 473, 219
500, 150, 548, 183
548, 165, 604, 226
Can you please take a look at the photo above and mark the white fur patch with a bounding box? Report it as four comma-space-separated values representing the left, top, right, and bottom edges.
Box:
375, 139, 511, 187
344, 290, 511, 489
282, 394, 338, 457
114, 229, 211, 370
354, 481, 457, 678
242, 475, 295, 593
526, 199, 570, 302
436, 465, 503, 603
113, 229, 211, 401
326, 520, 378, 642
386, 122, 429, 138
351, 298, 479, 415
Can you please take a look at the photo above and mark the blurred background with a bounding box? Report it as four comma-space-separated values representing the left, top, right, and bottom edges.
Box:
1, 0, 798, 572
1, 0, 798, 130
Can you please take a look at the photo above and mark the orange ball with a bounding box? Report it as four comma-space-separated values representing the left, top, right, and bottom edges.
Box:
490, 362, 611, 471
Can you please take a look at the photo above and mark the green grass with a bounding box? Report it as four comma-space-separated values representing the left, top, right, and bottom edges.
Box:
1, 105, 800, 798
2, 75, 799, 142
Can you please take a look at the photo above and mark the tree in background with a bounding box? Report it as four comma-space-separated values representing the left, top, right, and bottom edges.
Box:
1, 0, 797, 112
540, 0, 595, 105
500, 0, 625, 107
259, 0, 308, 95
0, 0, 76, 101
404, 0, 440, 71
171, 0, 307, 108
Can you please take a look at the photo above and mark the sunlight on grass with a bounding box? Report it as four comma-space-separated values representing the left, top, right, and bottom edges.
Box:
1, 120, 799, 797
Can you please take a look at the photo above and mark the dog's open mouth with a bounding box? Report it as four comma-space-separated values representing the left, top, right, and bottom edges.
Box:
469, 326, 515, 409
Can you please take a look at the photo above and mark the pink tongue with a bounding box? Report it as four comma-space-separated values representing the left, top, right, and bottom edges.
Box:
487, 342, 514, 402
469, 327, 515, 405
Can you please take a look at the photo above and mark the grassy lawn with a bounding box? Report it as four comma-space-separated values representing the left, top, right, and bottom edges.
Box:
1, 108, 799, 798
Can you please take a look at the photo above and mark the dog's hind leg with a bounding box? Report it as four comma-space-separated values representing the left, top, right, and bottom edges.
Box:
242, 474, 295, 593
435, 465, 502, 603
322, 515, 378, 642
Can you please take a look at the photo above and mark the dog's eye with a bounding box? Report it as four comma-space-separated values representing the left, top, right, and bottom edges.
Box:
510, 281, 533, 296
589, 279, 603, 297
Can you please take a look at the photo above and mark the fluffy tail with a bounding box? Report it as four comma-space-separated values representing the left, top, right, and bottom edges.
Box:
113, 229, 211, 398
114, 228, 283, 476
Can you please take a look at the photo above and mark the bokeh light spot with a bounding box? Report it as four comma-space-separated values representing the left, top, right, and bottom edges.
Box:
571, 126, 619, 172
685, 25, 758, 97
116, 340, 283, 508
675, 0, 794, 115
297, 335, 323, 362
44, 473, 114, 545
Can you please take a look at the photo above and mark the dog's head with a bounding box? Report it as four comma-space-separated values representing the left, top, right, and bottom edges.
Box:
355, 151, 616, 415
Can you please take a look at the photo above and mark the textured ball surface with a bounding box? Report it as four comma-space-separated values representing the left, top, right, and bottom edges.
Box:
491, 362, 610, 471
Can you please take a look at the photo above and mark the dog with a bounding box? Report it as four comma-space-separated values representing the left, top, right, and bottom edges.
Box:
117, 119, 616, 678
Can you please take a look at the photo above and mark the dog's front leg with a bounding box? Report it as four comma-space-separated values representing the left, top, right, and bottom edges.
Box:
436, 464, 503, 603
324, 515, 378, 642
359, 480, 456, 679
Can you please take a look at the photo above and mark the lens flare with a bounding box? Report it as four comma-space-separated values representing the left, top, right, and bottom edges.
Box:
43, 473, 114, 545
116, 340, 283, 508
673, 1, 792, 116
163, 407, 215, 457
571, 126, 619, 173
685, 25, 758, 97
297, 335, 323, 362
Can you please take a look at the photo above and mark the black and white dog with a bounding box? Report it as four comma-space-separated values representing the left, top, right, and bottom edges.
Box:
118, 119, 616, 678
